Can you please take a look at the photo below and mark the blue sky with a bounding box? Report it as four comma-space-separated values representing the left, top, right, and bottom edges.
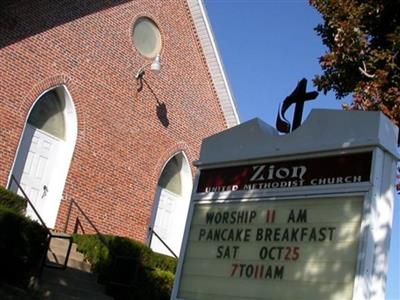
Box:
204, 1, 399, 299
204, 0, 344, 125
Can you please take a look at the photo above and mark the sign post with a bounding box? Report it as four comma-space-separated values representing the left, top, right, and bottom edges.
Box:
172, 109, 399, 300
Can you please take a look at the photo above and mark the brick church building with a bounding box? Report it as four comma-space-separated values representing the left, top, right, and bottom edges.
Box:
0, 0, 239, 256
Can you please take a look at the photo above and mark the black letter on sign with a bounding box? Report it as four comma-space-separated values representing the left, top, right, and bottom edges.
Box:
287, 209, 307, 223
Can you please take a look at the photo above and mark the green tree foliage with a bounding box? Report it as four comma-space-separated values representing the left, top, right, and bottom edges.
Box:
310, 0, 400, 124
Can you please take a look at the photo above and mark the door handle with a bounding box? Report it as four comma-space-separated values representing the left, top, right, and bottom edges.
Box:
42, 185, 48, 198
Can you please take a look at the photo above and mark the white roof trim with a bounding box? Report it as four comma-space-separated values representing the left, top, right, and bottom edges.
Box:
198, 109, 400, 166
187, 0, 240, 127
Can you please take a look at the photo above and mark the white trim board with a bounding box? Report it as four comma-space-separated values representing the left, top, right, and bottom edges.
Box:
186, 0, 240, 128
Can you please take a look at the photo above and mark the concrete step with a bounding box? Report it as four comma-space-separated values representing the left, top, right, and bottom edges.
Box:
46, 238, 91, 272
49, 240, 79, 254
41, 267, 101, 291
42, 284, 113, 300
47, 246, 85, 262
0, 282, 36, 300
42, 291, 80, 300
49, 236, 78, 252
46, 255, 92, 272
40, 236, 113, 300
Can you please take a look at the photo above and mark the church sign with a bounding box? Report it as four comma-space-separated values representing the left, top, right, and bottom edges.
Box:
197, 151, 372, 193
172, 110, 399, 300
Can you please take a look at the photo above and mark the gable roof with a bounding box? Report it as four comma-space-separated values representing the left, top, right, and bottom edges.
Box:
187, 0, 240, 128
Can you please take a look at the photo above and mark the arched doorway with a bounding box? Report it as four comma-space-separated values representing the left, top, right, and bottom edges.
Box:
9, 86, 77, 228
149, 152, 192, 257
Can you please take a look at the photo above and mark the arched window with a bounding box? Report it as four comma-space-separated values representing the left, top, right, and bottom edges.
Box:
27, 90, 66, 140
157, 156, 182, 196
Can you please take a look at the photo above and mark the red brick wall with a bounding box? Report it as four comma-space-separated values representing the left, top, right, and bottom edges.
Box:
0, 0, 227, 242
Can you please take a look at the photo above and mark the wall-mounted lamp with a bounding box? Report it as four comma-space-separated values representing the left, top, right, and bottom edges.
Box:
135, 54, 161, 80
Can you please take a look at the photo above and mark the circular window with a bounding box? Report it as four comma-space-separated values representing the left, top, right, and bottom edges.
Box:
133, 17, 162, 58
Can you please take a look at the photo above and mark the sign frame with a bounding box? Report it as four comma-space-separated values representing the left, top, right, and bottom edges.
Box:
172, 110, 398, 300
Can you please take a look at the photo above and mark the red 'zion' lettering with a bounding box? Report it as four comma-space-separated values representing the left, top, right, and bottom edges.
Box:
197, 152, 372, 193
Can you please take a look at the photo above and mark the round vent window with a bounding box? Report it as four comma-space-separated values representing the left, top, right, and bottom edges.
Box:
133, 17, 162, 58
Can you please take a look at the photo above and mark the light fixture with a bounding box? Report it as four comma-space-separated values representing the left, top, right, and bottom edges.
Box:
135, 54, 161, 80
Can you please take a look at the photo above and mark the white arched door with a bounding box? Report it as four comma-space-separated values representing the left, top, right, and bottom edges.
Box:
12, 124, 62, 223
150, 152, 192, 257
10, 86, 77, 228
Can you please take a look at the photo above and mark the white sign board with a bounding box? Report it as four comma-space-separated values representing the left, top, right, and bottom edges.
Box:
177, 196, 363, 300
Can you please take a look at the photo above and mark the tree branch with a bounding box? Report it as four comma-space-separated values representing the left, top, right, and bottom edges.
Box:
359, 61, 375, 78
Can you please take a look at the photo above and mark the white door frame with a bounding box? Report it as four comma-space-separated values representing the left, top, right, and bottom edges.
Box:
8, 85, 78, 228
149, 151, 193, 256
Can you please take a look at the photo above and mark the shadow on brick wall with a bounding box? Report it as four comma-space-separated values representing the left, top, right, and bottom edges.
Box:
0, 0, 130, 48
142, 78, 170, 128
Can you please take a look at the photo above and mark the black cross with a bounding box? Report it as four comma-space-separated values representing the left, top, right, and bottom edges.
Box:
276, 78, 319, 133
